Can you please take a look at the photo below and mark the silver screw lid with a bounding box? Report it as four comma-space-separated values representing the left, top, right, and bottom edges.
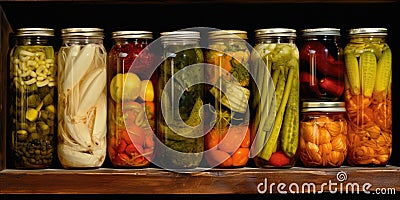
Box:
61, 28, 104, 38
301, 102, 346, 113
16, 28, 54, 37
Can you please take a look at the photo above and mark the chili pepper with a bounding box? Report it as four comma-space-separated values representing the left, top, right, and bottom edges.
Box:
268, 151, 290, 167
300, 71, 322, 97
117, 140, 127, 154
108, 145, 116, 160
317, 56, 344, 78
319, 76, 344, 97
231, 147, 249, 166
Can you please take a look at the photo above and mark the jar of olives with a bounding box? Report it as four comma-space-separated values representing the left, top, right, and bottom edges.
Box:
250, 28, 299, 168
344, 28, 392, 166
9, 28, 57, 169
108, 31, 155, 168
57, 28, 107, 168
204, 30, 251, 168
298, 28, 345, 101
156, 31, 205, 170
299, 102, 347, 167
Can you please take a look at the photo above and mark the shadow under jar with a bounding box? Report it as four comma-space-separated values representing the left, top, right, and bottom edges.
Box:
57, 28, 107, 169
107, 31, 156, 168
9, 28, 57, 169
344, 28, 392, 166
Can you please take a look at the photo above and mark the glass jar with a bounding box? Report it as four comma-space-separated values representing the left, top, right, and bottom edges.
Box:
299, 102, 347, 167
344, 28, 392, 166
9, 28, 56, 169
156, 31, 204, 169
107, 31, 155, 168
203, 30, 251, 168
57, 28, 107, 168
250, 28, 299, 168
298, 28, 345, 101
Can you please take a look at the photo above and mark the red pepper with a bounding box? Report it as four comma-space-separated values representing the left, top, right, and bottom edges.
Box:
319, 77, 344, 97
268, 151, 290, 167
300, 71, 322, 97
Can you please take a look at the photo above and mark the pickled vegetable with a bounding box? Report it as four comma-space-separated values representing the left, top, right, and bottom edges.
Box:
10, 44, 57, 168
344, 29, 392, 166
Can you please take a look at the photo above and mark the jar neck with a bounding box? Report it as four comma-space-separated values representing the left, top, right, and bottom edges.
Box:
16, 36, 52, 46
62, 36, 104, 46
255, 36, 296, 44
349, 35, 387, 44
113, 38, 150, 46
300, 35, 340, 42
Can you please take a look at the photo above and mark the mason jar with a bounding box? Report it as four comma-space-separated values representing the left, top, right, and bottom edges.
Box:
9, 28, 57, 169
156, 31, 205, 169
203, 30, 251, 168
107, 31, 155, 168
57, 28, 107, 168
298, 28, 345, 101
250, 28, 300, 168
299, 102, 347, 167
344, 28, 392, 166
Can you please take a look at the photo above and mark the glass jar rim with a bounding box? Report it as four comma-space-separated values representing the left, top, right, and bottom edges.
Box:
61, 28, 104, 38
300, 28, 340, 36
348, 28, 387, 36
301, 102, 346, 112
16, 28, 54, 37
208, 30, 248, 40
112, 31, 153, 39
255, 28, 296, 38
160, 31, 200, 44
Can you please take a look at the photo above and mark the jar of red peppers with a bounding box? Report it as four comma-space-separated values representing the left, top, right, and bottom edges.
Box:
107, 31, 155, 168
9, 28, 57, 169
250, 28, 299, 168
204, 30, 251, 168
344, 28, 392, 166
298, 28, 345, 101
299, 102, 347, 167
156, 31, 205, 170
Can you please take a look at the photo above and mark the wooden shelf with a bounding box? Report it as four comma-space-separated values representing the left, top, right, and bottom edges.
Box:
1, 167, 399, 194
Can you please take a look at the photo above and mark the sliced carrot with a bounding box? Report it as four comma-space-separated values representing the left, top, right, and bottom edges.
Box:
231, 147, 249, 166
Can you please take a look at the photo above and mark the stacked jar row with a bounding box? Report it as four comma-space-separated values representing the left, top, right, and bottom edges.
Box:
8, 27, 392, 169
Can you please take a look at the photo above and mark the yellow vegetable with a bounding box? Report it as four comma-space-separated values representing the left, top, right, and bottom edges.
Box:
344, 52, 360, 95
140, 80, 154, 102
373, 48, 391, 101
110, 73, 141, 102
360, 51, 377, 97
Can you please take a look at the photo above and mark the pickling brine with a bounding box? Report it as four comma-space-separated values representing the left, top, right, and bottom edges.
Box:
156, 31, 205, 169
9, 28, 57, 169
204, 30, 251, 168
107, 31, 155, 168
344, 28, 392, 166
250, 28, 300, 168
57, 28, 107, 168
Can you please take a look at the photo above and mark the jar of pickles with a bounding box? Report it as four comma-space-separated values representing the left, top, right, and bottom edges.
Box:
344, 28, 392, 166
156, 31, 205, 170
250, 28, 299, 168
9, 28, 57, 168
57, 28, 107, 168
107, 31, 155, 168
299, 102, 347, 167
298, 28, 345, 101
204, 30, 251, 168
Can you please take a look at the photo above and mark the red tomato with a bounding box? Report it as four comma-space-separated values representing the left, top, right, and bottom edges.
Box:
231, 148, 249, 166
218, 125, 248, 153
205, 149, 231, 167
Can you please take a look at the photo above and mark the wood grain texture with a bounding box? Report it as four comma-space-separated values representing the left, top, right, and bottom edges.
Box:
1, 167, 399, 194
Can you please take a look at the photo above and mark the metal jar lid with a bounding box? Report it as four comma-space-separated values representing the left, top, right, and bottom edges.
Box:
348, 28, 387, 36
61, 28, 104, 38
160, 31, 200, 44
300, 28, 340, 36
208, 30, 248, 40
16, 28, 54, 37
255, 28, 296, 38
301, 102, 346, 113
112, 31, 153, 39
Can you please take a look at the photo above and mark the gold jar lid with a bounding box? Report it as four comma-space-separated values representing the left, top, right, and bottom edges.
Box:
348, 28, 387, 36
61, 28, 104, 38
160, 31, 200, 44
112, 31, 153, 39
300, 28, 340, 36
255, 28, 296, 38
301, 102, 346, 113
16, 28, 54, 36
208, 30, 248, 40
